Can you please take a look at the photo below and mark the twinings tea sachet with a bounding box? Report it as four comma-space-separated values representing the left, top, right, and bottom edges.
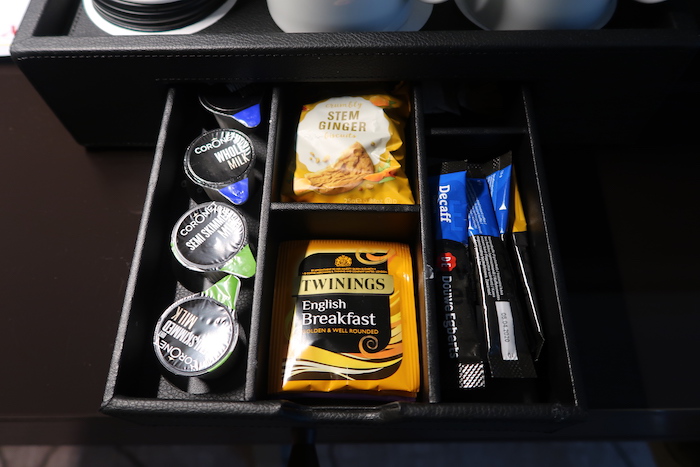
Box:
281, 85, 415, 204
269, 240, 420, 400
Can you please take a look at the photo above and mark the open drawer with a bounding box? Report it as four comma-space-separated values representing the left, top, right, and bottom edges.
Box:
100, 82, 582, 442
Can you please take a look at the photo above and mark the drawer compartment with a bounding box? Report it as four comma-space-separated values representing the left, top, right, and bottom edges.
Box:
101, 82, 582, 441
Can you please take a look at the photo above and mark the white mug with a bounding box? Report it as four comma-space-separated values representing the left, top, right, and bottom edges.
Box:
267, 0, 444, 32
451, 0, 617, 30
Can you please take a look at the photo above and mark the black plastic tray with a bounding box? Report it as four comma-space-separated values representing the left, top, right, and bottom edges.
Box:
101, 82, 583, 441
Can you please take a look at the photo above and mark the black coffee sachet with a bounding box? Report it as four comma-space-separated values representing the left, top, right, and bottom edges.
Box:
465, 174, 536, 379
429, 166, 486, 394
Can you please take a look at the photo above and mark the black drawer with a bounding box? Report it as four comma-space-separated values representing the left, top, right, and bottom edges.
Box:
11, 0, 698, 147
100, 82, 581, 442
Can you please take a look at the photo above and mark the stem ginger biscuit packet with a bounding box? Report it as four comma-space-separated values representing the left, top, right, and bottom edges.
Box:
269, 240, 420, 400
281, 86, 415, 204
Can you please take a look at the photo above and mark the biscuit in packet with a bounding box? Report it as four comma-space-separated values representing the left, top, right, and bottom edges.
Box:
281, 84, 415, 204
268, 240, 420, 400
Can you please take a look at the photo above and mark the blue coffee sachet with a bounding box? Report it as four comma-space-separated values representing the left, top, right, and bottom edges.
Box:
465, 172, 536, 379
429, 166, 486, 395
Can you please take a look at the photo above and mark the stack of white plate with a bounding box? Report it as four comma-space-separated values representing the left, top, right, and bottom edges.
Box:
83, 0, 238, 35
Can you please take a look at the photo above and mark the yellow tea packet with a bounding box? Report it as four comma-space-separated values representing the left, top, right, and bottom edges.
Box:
281, 85, 415, 204
269, 240, 420, 400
